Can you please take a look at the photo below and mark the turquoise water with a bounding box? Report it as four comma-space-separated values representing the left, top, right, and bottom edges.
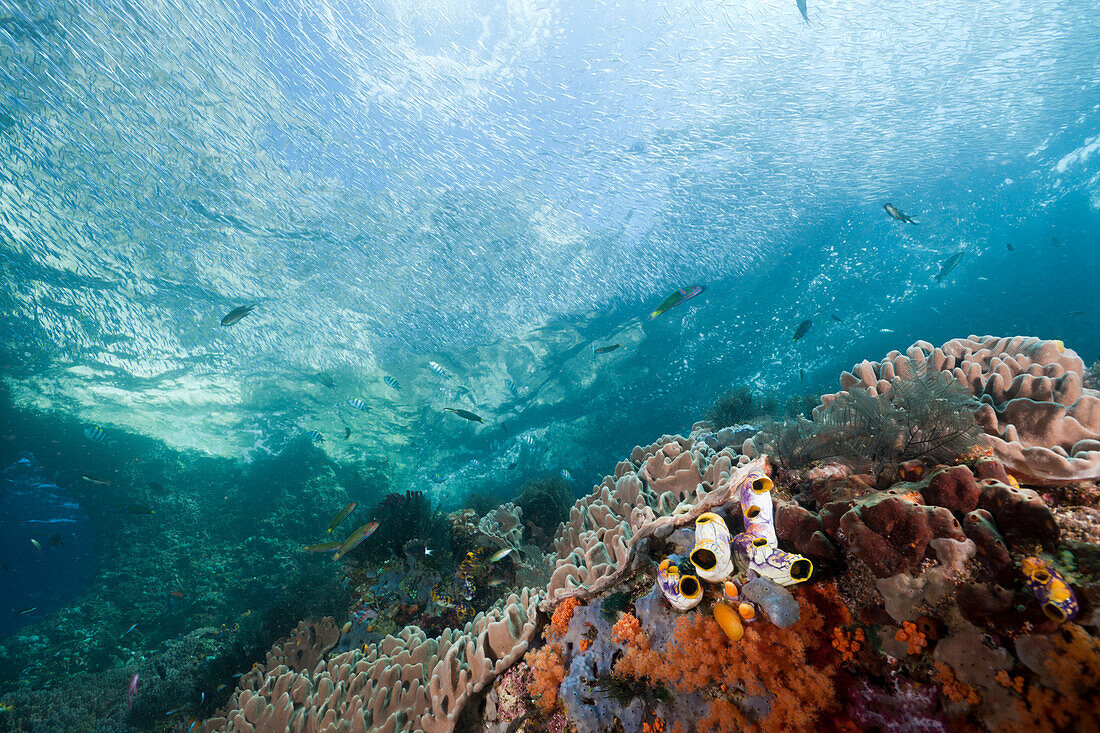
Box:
1, 0, 1099, 729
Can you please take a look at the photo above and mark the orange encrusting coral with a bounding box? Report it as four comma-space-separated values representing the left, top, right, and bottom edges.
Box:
525, 644, 566, 712
615, 585, 844, 733
995, 670, 1025, 694
831, 627, 865, 662
895, 621, 929, 656
956, 443, 995, 462
1005, 624, 1100, 733
547, 597, 582, 639
935, 661, 982, 705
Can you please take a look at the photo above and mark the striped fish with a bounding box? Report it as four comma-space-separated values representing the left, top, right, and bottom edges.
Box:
307, 430, 324, 443
519, 435, 536, 447
346, 397, 369, 411
84, 426, 109, 444
504, 379, 519, 397
428, 361, 447, 378
384, 376, 400, 391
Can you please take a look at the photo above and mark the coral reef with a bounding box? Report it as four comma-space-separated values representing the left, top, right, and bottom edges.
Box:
192, 335, 1100, 733
514, 475, 574, 547
821, 335, 1100, 485
760, 364, 985, 478
201, 588, 540, 733
366, 490, 447, 557
704, 386, 777, 429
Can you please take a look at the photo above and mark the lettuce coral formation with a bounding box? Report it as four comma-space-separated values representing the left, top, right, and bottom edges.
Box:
198, 335, 1100, 733
823, 335, 1100, 485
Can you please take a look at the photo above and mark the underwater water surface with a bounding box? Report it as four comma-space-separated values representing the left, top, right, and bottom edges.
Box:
1, 0, 1099, 730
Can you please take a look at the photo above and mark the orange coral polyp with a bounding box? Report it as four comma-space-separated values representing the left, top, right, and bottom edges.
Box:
895, 621, 928, 656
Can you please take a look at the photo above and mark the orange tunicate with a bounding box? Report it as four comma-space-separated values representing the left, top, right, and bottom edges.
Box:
712, 602, 744, 642
737, 602, 756, 621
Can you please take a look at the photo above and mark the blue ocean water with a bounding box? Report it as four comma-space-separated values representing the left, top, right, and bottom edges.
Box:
0, 456, 96, 639
0, 0, 1099, 728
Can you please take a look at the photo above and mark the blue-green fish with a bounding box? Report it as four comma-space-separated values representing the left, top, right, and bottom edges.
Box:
444, 408, 484, 423
593, 343, 622, 354
384, 376, 400, 390
648, 286, 704, 320
327, 502, 358, 534
315, 372, 335, 389
220, 305, 256, 326
793, 319, 813, 341
346, 397, 368, 411
796, 0, 808, 21
333, 521, 379, 561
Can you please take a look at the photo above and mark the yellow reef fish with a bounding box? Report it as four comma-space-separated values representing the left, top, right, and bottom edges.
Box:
327, 502, 358, 534
303, 541, 342, 553
333, 522, 379, 561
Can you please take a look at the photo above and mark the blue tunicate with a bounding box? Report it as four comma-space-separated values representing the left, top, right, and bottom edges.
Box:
741, 577, 800, 628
